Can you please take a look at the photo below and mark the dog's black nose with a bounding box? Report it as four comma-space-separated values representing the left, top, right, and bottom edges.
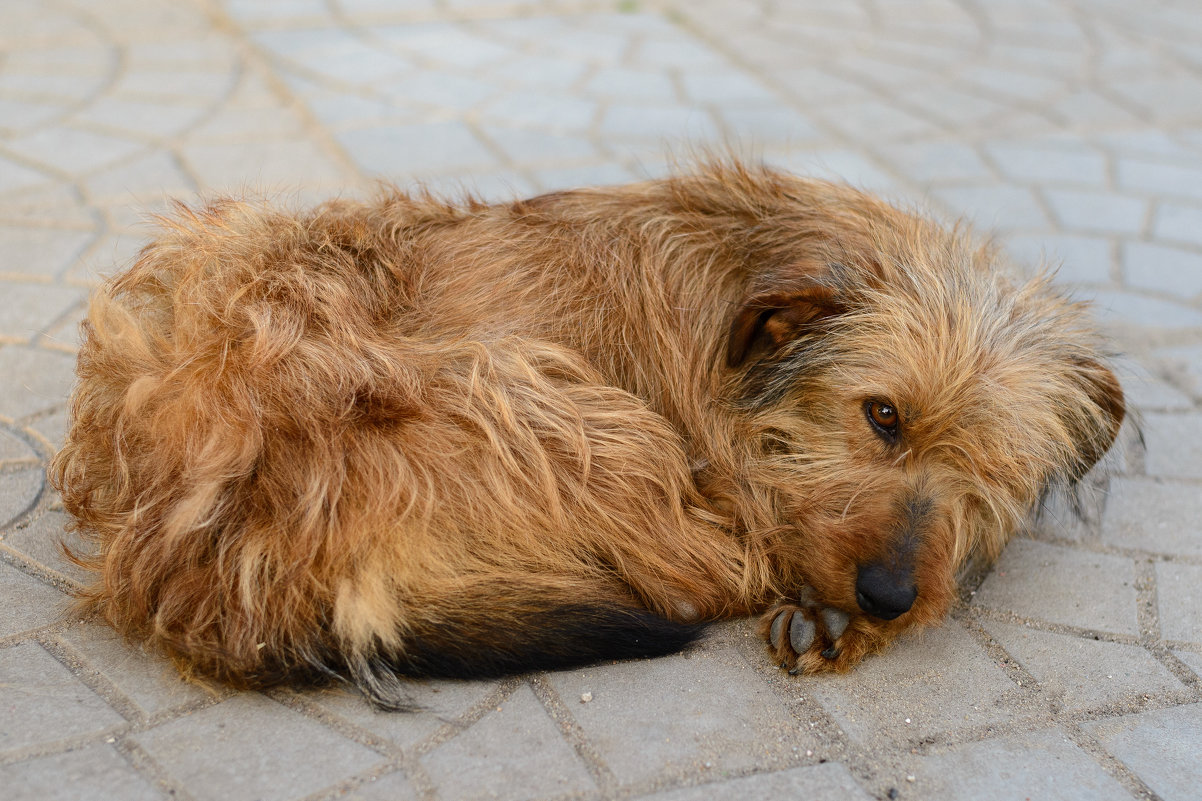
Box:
855, 563, 917, 620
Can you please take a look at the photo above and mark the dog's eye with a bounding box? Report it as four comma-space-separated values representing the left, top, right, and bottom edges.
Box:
865, 400, 900, 439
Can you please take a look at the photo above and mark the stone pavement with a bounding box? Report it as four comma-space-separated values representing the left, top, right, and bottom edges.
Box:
2, 0, 1201, 798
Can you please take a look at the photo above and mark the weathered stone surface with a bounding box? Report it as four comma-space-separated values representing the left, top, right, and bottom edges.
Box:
1085, 704, 1202, 801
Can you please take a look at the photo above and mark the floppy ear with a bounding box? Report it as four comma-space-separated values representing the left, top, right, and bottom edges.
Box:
1066, 358, 1126, 479
726, 282, 844, 368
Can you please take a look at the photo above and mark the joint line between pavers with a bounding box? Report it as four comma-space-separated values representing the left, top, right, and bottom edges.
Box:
525, 673, 618, 796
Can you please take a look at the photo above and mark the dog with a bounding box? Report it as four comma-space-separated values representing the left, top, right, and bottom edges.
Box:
50, 162, 1124, 708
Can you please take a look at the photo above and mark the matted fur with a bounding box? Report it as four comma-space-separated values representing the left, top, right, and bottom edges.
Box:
51, 162, 1124, 706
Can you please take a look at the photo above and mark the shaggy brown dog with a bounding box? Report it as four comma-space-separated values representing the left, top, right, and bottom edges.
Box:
51, 162, 1124, 707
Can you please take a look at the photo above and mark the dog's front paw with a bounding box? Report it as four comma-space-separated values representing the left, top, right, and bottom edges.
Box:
759, 598, 887, 675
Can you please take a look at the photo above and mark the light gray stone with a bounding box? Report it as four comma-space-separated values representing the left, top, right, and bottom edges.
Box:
902, 728, 1131, 801
1153, 201, 1202, 246
3, 510, 92, 584
631, 36, 726, 69
384, 72, 497, 112
341, 770, 418, 801
376, 23, 514, 69
1085, 290, 1202, 328
0, 561, 65, 637
641, 763, 873, 801
421, 683, 595, 800
809, 621, 1017, 746
0, 641, 124, 755
982, 620, 1183, 710
482, 90, 598, 132
83, 150, 195, 200
1044, 189, 1148, 235
0, 282, 87, 340
0, 225, 96, 281
132, 693, 384, 801
1118, 371, 1193, 411
479, 126, 598, 164
986, 140, 1107, 186
489, 54, 589, 90
1102, 478, 1202, 557
0, 743, 163, 801
305, 678, 499, 751
822, 99, 939, 140
1118, 157, 1202, 201
1156, 562, 1202, 643
932, 185, 1049, 231
718, 105, 821, 142
112, 69, 234, 101
1124, 242, 1202, 297
599, 104, 720, 142
1175, 650, 1202, 678
532, 163, 636, 191
0, 466, 45, 531
880, 141, 994, 183
586, 68, 677, 101
0, 155, 54, 195
1085, 703, 1202, 801
73, 98, 209, 140
777, 150, 900, 194
1154, 343, 1202, 394
680, 71, 777, 104
1141, 413, 1202, 479
0, 346, 77, 419
59, 623, 212, 717
549, 650, 805, 786
1004, 234, 1112, 284
974, 540, 1139, 635
180, 140, 347, 191
5, 128, 145, 175
0, 427, 37, 460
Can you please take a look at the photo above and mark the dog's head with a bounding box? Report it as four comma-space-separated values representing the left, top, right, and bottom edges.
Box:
723, 187, 1124, 630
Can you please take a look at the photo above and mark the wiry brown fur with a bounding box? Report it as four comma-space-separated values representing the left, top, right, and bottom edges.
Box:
51, 162, 1124, 707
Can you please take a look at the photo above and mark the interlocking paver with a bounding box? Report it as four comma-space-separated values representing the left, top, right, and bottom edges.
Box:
2, 0, 1201, 798
901, 728, 1132, 801
1084, 703, 1202, 801
0, 743, 164, 801
0, 641, 125, 756
131, 693, 385, 801
974, 540, 1139, 635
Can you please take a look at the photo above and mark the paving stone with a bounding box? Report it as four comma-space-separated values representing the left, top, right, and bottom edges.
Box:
5, 128, 147, 176
777, 150, 900, 194
880, 141, 994, 183
132, 693, 384, 801
549, 650, 805, 786
180, 140, 347, 191
901, 728, 1131, 801
489, 54, 589, 90
1123, 242, 1202, 297
421, 683, 596, 801
479, 126, 598, 164
821, 99, 939, 141
305, 678, 499, 751
932, 185, 1049, 231
1085, 703, 1202, 801
985, 140, 1107, 186
1153, 201, 1202, 246
982, 620, 1182, 710
1044, 189, 1147, 235
376, 23, 515, 70
1118, 157, 1202, 201
1118, 371, 1193, 411
718, 105, 822, 141
383, 72, 497, 112
641, 763, 873, 801
974, 540, 1139, 635
1154, 343, 1202, 394
0, 641, 124, 755
599, 104, 720, 142
59, 623, 212, 717
1156, 562, 1202, 644
532, 162, 637, 191
0, 282, 87, 340
3, 510, 92, 584
0, 561, 65, 637
586, 68, 677, 101
0, 156, 54, 195
0, 347, 77, 419
1086, 289, 1202, 328
1101, 478, 1202, 557
680, 71, 777, 104
1175, 650, 1202, 678
0, 742, 163, 801
0, 466, 44, 530
1141, 413, 1202, 479
112, 69, 234, 102
83, 150, 195, 200
632, 35, 727, 69
808, 620, 1018, 747
340, 770, 418, 801
1003, 234, 1111, 284
335, 122, 497, 179
0, 226, 96, 281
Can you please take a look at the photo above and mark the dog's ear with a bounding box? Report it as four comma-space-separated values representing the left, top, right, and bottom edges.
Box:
726, 282, 844, 368
1066, 357, 1126, 479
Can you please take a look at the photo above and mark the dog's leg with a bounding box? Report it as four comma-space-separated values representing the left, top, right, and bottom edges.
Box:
759, 595, 894, 674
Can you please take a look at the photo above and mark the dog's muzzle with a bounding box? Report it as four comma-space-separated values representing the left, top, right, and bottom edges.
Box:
855, 563, 917, 620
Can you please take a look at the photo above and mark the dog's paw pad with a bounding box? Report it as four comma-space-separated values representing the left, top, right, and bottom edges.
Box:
789, 614, 816, 653
769, 609, 789, 649
759, 598, 875, 675
820, 608, 849, 640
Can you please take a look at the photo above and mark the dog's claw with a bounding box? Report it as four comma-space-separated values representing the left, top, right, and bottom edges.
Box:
821, 645, 840, 660
789, 615, 816, 653
820, 608, 850, 640
769, 610, 789, 649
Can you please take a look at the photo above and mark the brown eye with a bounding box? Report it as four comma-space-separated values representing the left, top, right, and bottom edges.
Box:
865, 400, 900, 439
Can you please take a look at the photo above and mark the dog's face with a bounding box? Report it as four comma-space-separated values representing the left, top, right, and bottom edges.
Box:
726, 227, 1125, 631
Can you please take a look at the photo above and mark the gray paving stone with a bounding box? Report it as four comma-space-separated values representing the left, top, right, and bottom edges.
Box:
880, 141, 994, 183
586, 68, 677, 101
808, 620, 1017, 747
0, 466, 44, 530
112, 69, 234, 102
1124, 242, 1202, 297
341, 770, 418, 801
1085, 703, 1202, 801
3, 510, 92, 585
479, 126, 598, 164
901, 728, 1131, 801
0, 283, 87, 340
1044, 189, 1147, 235
132, 693, 384, 801
0, 226, 96, 281
73, 98, 210, 140
489, 54, 589, 90
421, 683, 596, 801
777, 150, 900, 194
1118, 157, 1202, 201
335, 123, 497, 179
680, 71, 777, 104
1141, 413, 1202, 479
59, 623, 212, 717
532, 163, 637, 191
0, 346, 77, 419
377, 23, 515, 70
1175, 650, 1202, 678
305, 678, 498, 751
384, 72, 498, 112
180, 140, 347, 191
718, 105, 822, 141
985, 140, 1107, 187
982, 620, 1183, 710
0, 641, 124, 755
1156, 562, 1202, 644
599, 104, 720, 143
632, 36, 727, 69
1004, 234, 1111, 284
974, 540, 1139, 635
932, 185, 1050, 231
0, 561, 65, 637
640, 763, 873, 801
1086, 289, 1202, 328
1154, 343, 1202, 394
549, 650, 805, 786
0, 427, 37, 460
83, 150, 195, 200
1153, 201, 1202, 247
821, 99, 940, 141
5, 128, 147, 176
0, 742, 163, 801
0, 156, 54, 195
1118, 372, 1194, 411
1101, 478, 1202, 557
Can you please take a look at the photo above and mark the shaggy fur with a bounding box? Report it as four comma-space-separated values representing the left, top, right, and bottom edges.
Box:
51, 163, 1124, 707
